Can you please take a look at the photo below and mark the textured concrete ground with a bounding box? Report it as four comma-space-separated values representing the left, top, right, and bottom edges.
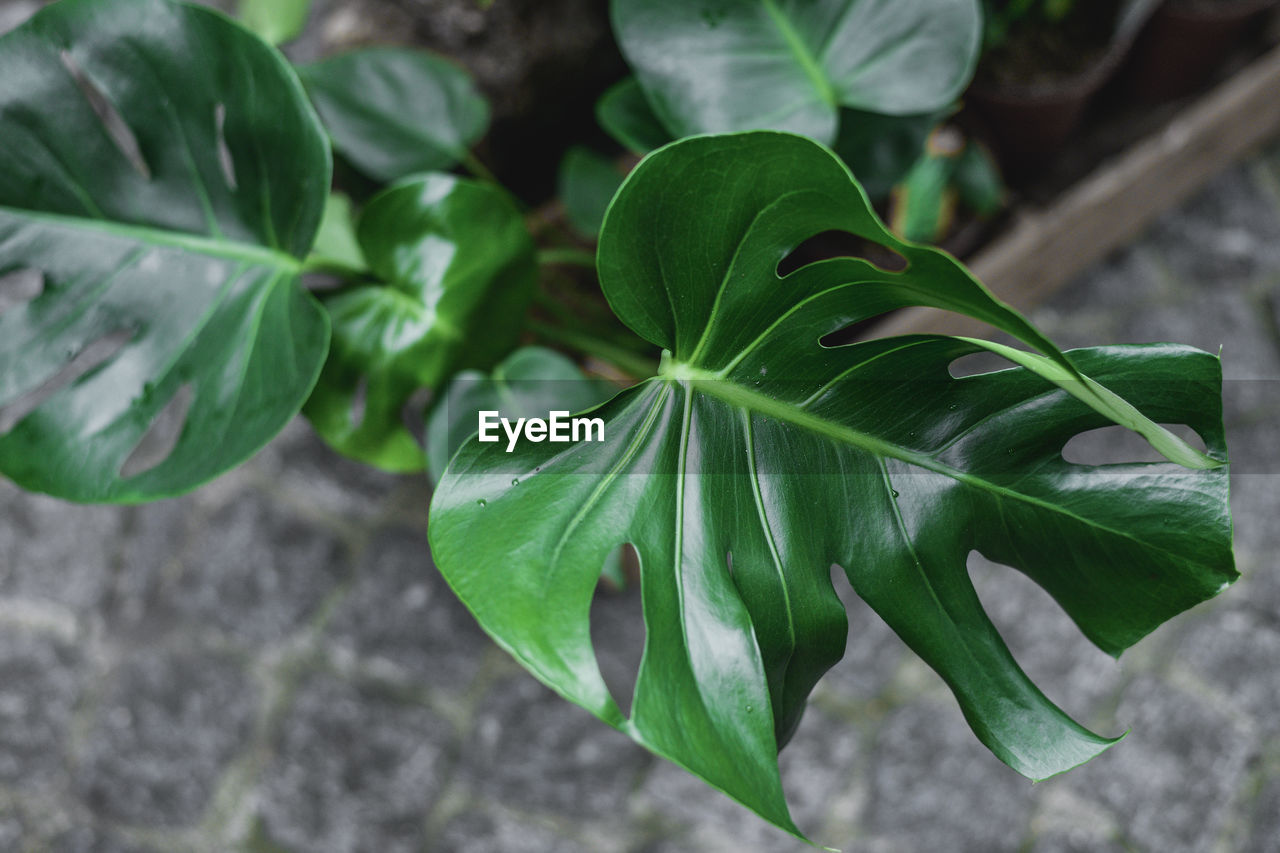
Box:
3, 5, 1280, 851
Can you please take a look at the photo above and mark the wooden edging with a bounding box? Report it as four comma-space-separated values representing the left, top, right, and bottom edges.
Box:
868, 42, 1280, 339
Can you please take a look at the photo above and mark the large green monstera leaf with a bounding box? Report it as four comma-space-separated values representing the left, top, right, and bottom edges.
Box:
611, 0, 981, 144
0, 0, 330, 503
429, 132, 1234, 838
303, 174, 536, 472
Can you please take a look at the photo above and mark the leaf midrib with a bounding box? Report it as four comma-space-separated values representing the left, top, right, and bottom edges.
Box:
759, 0, 836, 107
0, 204, 303, 271
669, 367, 1211, 563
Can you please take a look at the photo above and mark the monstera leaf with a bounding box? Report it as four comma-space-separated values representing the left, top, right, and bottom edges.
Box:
303, 174, 536, 472
611, 0, 981, 144
297, 48, 489, 183
0, 0, 330, 503
426, 345, 626, 583
428, 132, 1234, 838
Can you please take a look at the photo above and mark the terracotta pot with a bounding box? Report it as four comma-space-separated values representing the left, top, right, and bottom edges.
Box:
1123, 0, 1280, 100
965, 42, 1128, 181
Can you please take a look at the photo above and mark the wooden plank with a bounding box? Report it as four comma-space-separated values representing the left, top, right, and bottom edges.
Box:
868, 42, 1280, 340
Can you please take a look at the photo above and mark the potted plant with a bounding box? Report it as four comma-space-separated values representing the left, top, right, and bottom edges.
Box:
966, 0, 1159, 177
0, 0, 1236, 844
1122, 0, 1280, 99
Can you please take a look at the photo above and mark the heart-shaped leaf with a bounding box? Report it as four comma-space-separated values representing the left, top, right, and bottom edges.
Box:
428, 132, 1234, 838
595, 76, 672, 155
297, 48, 489, 183
612, 0, 981, 144
303, 174, 536, 472
0, 0, 330, 503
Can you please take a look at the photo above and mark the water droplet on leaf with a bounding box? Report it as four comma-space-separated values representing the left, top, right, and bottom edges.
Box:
476, 499, 487, 508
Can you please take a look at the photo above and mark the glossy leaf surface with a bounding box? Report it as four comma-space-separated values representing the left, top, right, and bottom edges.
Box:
427, 346, 628, 585
429, 132, 1234, 837
612, 0, 981, 144
425, 346, 614, 481
0, 0, 330, 503
297, 48, 489, 182
304, 174, 536, 472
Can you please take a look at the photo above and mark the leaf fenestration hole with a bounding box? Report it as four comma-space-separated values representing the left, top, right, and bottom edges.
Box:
965, 550, 1114, 700
948, 350, 1013, 378
59, 50, 151, 180
589, 542, 645, 719
776, 230, 907, 278
0, 329, 133, 433
1062, 423, 1206, 466
0, 269, 43, 318
120, 383, 195, 477
214, 103, 238, 190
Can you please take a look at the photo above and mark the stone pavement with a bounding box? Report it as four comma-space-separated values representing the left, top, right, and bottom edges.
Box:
1, 12, 1279, 852
2, 144, 1278, 853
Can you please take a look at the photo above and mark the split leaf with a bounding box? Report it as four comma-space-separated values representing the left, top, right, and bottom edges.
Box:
429, 131, 1234, 839
0, 0, 330, 503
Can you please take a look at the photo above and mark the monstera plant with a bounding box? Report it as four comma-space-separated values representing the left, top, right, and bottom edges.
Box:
430, 131, 1233, 838
0, 0, 1236, 844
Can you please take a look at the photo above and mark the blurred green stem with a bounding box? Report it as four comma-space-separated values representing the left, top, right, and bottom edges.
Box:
528, 319, 657, 379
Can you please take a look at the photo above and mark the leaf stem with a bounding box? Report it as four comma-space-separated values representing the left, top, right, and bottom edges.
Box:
537, 247, 597, 269
528, 318, 657, 379
460, 150, 501, 186
300, 254, 367, 278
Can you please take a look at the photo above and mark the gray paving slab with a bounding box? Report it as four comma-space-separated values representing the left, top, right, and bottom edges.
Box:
0, 629, 80, 788
252, 672, 453, 853
324, 525, 488, 691
0, 0, 1278, 843
1052, 676, 1255, 853
455, 674, 649, 821
73, 647, 257, 827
